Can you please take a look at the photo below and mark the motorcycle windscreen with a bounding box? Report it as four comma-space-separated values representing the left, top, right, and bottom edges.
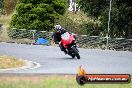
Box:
61, 32, 70, 40
61, 32, 75, 44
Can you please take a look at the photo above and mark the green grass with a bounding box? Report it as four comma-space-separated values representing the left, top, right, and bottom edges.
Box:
0, 76, 131, 88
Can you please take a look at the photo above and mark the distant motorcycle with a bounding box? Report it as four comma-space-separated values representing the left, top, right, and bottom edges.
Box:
60, 32, 80, 59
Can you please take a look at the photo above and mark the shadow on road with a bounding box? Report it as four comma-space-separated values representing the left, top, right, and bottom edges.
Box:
57, 57, 80, 60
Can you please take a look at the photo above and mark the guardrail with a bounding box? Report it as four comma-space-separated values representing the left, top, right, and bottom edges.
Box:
76, 36, 132, 51
1, 28, 132, 52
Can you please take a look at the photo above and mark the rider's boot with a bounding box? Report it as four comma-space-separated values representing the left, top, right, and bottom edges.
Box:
63, 49, 67, 55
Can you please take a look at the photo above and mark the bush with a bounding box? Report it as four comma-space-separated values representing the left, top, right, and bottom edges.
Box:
10, 0, 67, 31
56, 12, 88, 35
84, 21, 102, 36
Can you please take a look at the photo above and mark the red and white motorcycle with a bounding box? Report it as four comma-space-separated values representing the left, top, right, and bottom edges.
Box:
60, 32, 80, 59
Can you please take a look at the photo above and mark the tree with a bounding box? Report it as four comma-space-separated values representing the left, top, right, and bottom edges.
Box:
10, 0, 67, 31
101, 0, 132, 38
116, 0, 132, 38
79, 0, 108, 18
79, 0, 132, 38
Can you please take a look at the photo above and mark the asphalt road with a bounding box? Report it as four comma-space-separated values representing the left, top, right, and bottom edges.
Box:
0, 43, 132, 74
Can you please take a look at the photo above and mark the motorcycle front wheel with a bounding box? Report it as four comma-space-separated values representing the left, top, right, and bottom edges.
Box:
72, 47, 80, 59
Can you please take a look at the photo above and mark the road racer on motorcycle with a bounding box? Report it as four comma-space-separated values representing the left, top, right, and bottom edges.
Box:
52, 24, 67, 54
52, 24, 80, 59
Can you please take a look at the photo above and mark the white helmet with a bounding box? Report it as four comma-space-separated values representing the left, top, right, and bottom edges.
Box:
55, 25, 61, 30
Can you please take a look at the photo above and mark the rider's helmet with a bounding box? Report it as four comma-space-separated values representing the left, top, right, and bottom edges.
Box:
55, 24, 61, 31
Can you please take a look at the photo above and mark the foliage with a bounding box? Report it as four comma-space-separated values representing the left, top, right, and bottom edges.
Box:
79, 0, 108, 18
101, 0, 132, 38
84, 21, 102, 36
10, 0, 67, 31
79, 0, 132, 38
54, 11, 92, 35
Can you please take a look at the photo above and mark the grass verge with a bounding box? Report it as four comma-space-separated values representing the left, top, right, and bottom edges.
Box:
0, 55, 26, 69
0, 75, 131, 88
